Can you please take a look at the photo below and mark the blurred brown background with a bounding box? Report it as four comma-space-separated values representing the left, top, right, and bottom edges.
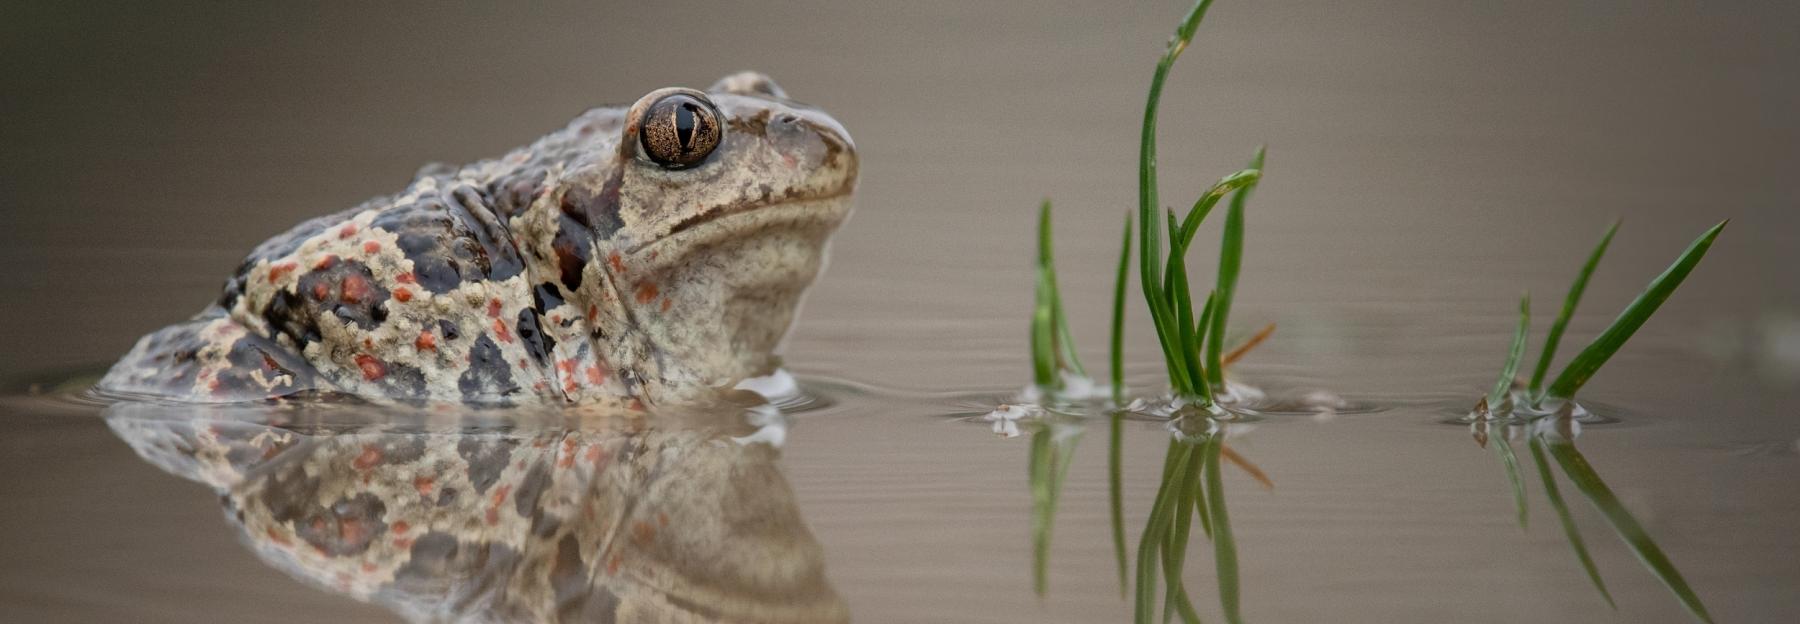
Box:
2, 2, 1797, 622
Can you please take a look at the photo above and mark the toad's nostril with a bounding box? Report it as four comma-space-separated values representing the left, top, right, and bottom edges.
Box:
777, 114, 799, 125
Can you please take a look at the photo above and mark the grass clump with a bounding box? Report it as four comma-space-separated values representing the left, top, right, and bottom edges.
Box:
1473, 220, 1726, 623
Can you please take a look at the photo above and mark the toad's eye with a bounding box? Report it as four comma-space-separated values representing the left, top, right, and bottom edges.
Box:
639, 94, 722, 169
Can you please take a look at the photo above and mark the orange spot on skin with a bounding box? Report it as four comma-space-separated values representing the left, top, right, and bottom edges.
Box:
310, 283, 330, 300
585, 444, 604, 466
266, 262, 297, 283
585, 366, 605, 385
337, 224, 358, 239
607, 252, 626, 274
393, 287, 412, 302
487, 298, 502, 317
557, 359, 577, 376
493, 319, 513, 343
266, 528, 291, 546
412, 476, 434, 496
392, 521, 410, 535
340, 274, 370, 304
395, 272, 417, 284
631, 520, 656, 544
414, 331, 435, 351
586, 304, 598, 322
362, 337, 374, 350
485, 484, 513, 525
558, 438, 578, 469
660, 298, 671, 312
312, 254, 338, 271
634, 283, 658, 304
353, 445, 382, 470
362, 240, 380, 254
355, 354, 386, 380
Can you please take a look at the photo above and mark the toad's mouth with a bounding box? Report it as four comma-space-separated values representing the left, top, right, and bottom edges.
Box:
627, 191, 853, 265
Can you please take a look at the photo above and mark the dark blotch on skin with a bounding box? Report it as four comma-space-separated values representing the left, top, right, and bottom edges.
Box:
456, 437, 519, 495
549, 213, 592, 292
552, 534, 618, 621
379, 362, 429, 400
532, 283, 566, 314
213, 331, 319, 399
373, 191, 524, 295
516, 309, 555, 366
259, 464, 325, 535
264, 289, 320, 348
385, 534, 524, 614
558, 178, 624, 240
489, 167, 547, 218
457, 335, 519, 402
292, 258, 390, 331
438, 319, 461, 342
291, 493, 389, 557
513, 458, 552, 518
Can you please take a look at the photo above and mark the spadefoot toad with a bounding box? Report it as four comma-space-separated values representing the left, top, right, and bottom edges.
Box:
99, 72, 856, 408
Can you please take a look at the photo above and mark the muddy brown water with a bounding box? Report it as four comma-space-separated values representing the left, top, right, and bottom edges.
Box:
3, 2, 1798, 622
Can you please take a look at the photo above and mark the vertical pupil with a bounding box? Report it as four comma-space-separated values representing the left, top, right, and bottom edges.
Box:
675, 103, 697, 151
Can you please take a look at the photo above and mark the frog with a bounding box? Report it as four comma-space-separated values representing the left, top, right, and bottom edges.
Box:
104, 400, 848, 623
98, 72, 856, 409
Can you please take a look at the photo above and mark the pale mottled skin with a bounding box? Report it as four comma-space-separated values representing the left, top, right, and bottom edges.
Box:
99, 72, 856, 408
105, 402, 847, 623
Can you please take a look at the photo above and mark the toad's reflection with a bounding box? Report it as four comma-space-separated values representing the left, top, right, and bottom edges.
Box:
104, 403, 847, 623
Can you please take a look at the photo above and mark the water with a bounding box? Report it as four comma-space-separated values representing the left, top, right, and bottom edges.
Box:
3, 1, 1798, 622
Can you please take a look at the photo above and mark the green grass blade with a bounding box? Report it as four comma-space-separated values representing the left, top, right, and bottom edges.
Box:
1138, 0, 1219, 298
1108, 214, 1134, 597
1168, 214, 1205, 397
1490, 430, 1529, 530
1544, 438, 1713, 623
1192, 464, 1213, 540
1031, 424, 1081, 597
1545, 221, 1727, 401
1029, 426, 1051, 595
1032, 266, 1057, 389
1205, 148, 1263, 396
1163, 440, 1204, 624
1528, 220, 1620, 401
1038, 200, 1087, 379
1112, 213, 1133, 406
1489, 293, 1531, 407
1110, 410, 1129, 597
1528, 435, 1614, 608
1137, 439, 1190, 624
1202, 433, 1244, 624
1176, 169, 1261, 251
1192, 293, 1216, 402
